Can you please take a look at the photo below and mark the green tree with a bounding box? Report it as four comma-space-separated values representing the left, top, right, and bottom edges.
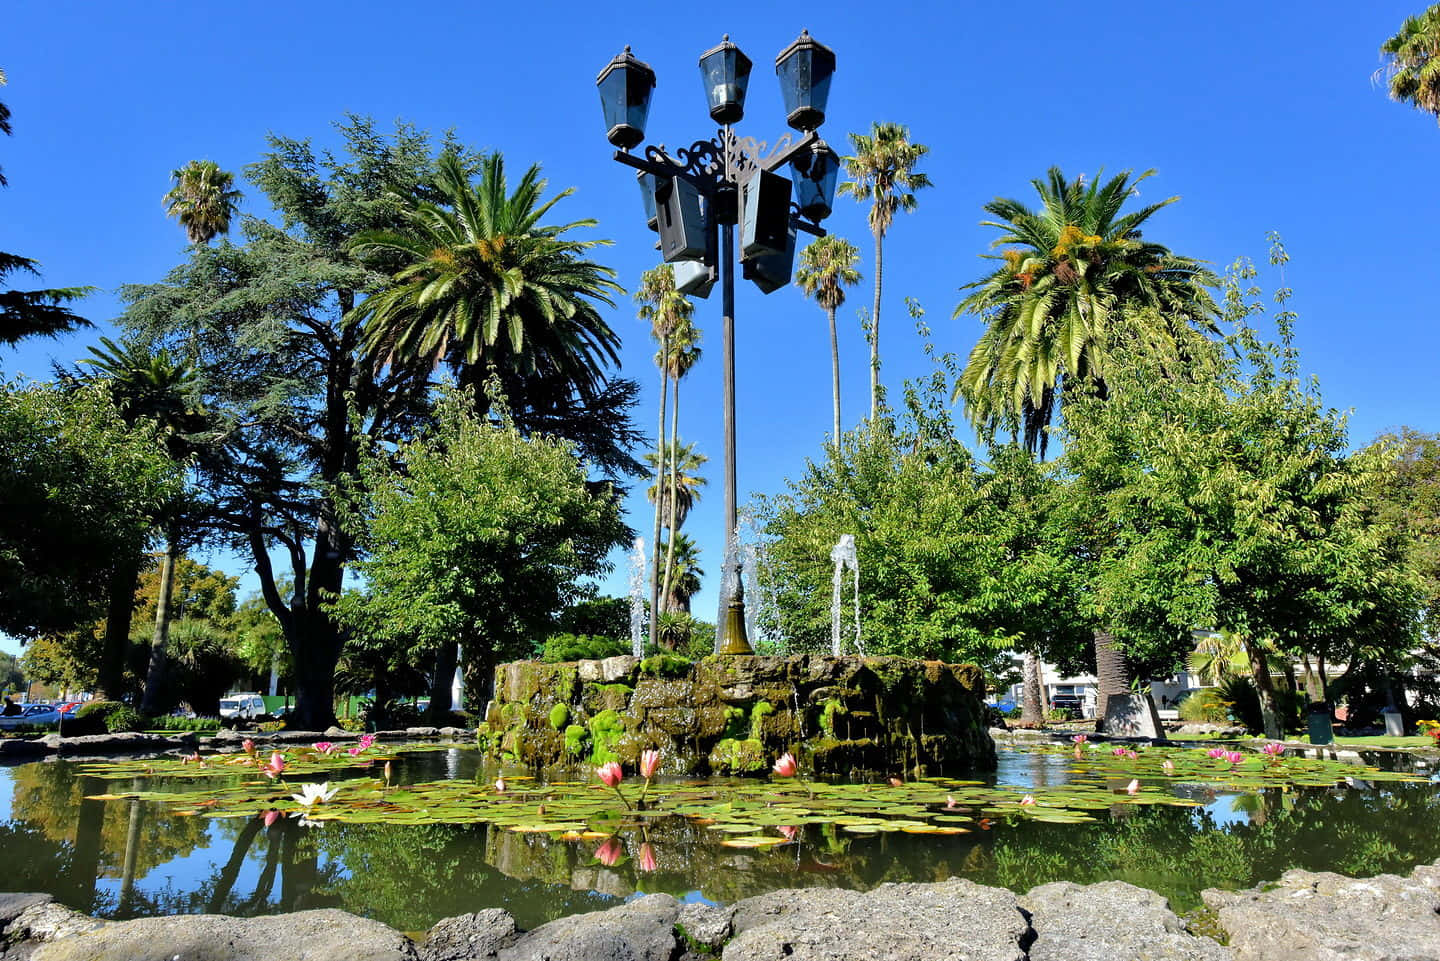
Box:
1368, 427, 1440, 629
1379, 5, 1440, 121
334, 387, 628, 709
660, 531, 704, 615
163, 160, 243, 245
644, 441, 708, 534
795, 235, 862, 440
1058, 246, 1424, 738
838, 122, 931, 420
0, 650, 24, 695
0, 382, 182, 648
118, 117, 452, 728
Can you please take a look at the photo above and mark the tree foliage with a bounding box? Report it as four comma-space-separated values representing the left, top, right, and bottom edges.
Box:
1380, 5, 1440, 122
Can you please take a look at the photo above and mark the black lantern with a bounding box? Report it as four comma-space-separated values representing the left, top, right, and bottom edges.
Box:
698, 35, 752, 125
790, 140, 840, 221
774, 30, 835, 132
596, 46, 656, 150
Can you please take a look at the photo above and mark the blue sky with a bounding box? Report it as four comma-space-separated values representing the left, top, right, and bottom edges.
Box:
3, 1, 1437, 656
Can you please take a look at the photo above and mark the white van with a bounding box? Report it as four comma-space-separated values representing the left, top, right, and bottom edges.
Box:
219, 693, 267, 719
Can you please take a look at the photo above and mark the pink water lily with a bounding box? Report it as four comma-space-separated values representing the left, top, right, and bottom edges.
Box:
262, 752, 286, 779
312, 741, 336, 755
637, 842, 658, 873
1206, 748, 1227, 759
1019, 795, 1036, 806
494, 776, 506, 793
1112, 747, 1129, 757
777, 825, 799, 841
348, 745, 363, 757
596, 761, 631, 810
1071, 734, 1088, 745
1261, 742, 1285, 758
357, 733, 376, 751
945, 795, 959, 810
639, 749, 661, 778
1162, 759, 1176, 775
262, 809, 280, 827
1126, 779, 1140, 795
1225, 751, 1244, 765
773, 753, 798, 778
242, 738, 256, 754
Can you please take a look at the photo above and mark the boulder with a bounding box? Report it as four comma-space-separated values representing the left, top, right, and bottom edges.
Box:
1022, 880, 1231, 960
419, 909, 517, 961
723, 879, 1029, 961
1203, 861, 1440, 961
1100, 694, 1163, 739
675, 902, 735, 954
29, 909, 416, 961
498, 893, 679, 961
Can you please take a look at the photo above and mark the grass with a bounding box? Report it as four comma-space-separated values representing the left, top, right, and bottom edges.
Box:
1320, 735, 1437, 749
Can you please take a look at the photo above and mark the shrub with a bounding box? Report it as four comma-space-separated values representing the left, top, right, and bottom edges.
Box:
145, 716, 221, 733
1178, 688, 1233, 724
104, 706, 144, 733
70, 701, 127, 736
540, 633, 628, 663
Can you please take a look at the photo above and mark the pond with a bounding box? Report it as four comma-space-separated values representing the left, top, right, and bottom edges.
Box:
1, 743, 1437, 934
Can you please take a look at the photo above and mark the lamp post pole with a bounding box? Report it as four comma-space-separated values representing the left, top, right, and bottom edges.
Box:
597, 33, 839, 654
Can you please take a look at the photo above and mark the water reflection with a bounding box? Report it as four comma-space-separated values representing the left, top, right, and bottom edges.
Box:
2, 750, 1438, 930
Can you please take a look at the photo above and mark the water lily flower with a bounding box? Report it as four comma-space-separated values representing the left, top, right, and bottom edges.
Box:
1226, 751, 1244, 765
637, 842, 658, 873
291, 782, 339, 807
383, 761, 393, 785
242, 738, 256, 754
262, 809, 280, 827
1126, 779, 1140, 795
595, 837, 623, 867
777, 825, 798, 841
1162, 759, 1176, 775
494, 776, 506, 793
262, 752, 286, 780
313, 741, 336, 755
945, 795, 959, 810
1206, 748, 1227, 759
1125, 750, 1139, 760
773, 753, 798, 778
639, 749, 661, 778
1071, 734, 1088, 745
357, 733, 376, 751
596, 761, 631, 810
1112, 747, 1129, 757
348, 746, 364, 757
1262, 742, 1285, 758
1019, 794, 1036, 806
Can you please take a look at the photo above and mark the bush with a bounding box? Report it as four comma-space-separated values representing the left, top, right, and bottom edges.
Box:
145, 715, 221, 733
104, 706, 144, 733
70, 701, 127, 736
1178, 688, 1233, 724
539, 633, 628, 662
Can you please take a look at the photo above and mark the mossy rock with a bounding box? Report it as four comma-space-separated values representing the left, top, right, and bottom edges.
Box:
749, 700, 775, 740
588, 709, 625, 764
818, 699, 848, 739
564, 724, 590, 757
708, 737, 767, 774
548, 703, 570, 730
639, 654, 692, 679
583, 682, 634, 714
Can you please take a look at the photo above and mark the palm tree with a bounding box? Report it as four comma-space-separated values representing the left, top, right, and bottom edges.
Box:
838, 122, 932, 420
955, 167, 1219, 724
353, 152, 622, 399
660, 532, 704, 614
164, 160, 243, 245
79, 336, 208, 713
795, 235, 861, 441
954, 167, 1220, 456
1380, 5, 1440, 121
645, 441, 709, 532
635, 265, 694, 650
658, 318, 701, 611
1, 67, 11, 187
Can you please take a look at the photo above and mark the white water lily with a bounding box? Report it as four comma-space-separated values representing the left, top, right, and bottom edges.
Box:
290, 782, 339, 807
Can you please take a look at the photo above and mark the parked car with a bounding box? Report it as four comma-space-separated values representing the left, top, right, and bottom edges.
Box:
1049, 694, 1084, 718
0, 704, 60, 729
218, 694, 267, 720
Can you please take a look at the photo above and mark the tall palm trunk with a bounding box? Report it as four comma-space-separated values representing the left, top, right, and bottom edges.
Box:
661, 375, 681, 614
1093, 629, 1130, 729
828, 305, 842, 441
141, 536, 180, 715
97, 557, 142, 701
649, 336, 670, 651
869, 226, 883, 420
1021, 652, 1045, 726
1242, 635, 1283, 740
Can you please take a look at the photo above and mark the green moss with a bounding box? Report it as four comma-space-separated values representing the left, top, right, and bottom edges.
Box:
674, 922, 721, 956
555, 663, 578, 704
639, 654, 691, 679
819, 699, 846, 739
721, 705, 748, 740
749, 700, 775, 740
708, 737, 766, 774
564, 724, 590, 757
548, 703, 570, 730
500, 701, 526, 729
588, 709, 624, 764
592, 683, 634, 712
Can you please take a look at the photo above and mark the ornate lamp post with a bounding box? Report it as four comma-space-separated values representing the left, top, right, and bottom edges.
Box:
598, 31, 838, 655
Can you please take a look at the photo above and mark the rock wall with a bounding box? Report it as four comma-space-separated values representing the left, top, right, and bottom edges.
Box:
480, 654, 996, 777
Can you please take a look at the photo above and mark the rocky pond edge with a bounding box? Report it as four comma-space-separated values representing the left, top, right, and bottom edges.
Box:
4, 858, 1440, 960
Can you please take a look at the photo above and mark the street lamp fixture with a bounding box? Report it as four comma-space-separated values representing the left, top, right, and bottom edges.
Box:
597, 32, 838, 655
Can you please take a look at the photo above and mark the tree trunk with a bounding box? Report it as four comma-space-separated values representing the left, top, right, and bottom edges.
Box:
96, 557, 142, 701
1317, 653, 1329, 704
661, 374, 682, 615
869, 227, 883, 421
141, 537, 180, 715
67, 777, 106, 911
1093, 630, 1130, 731
287, 607, 341, 731
828, 305, 842, 441
206, 816, 265, 913
1243, 636, 1283, 740
1021, 652, 1045, 726
1302, 655, 1325, 704
650, 343, 669, 652
427, 641, 459, 723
